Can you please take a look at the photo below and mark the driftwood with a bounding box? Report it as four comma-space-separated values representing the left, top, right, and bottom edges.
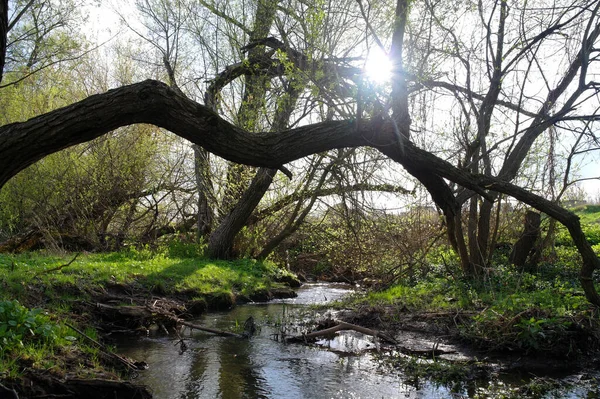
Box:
94, 302, 154, 319
173, 318, 244, 338
92, 301, 251, 339
286, 320, 457, 357
286, 320, 397, 345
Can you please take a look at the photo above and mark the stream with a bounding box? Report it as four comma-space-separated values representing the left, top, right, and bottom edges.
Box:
115, 283, 600, 399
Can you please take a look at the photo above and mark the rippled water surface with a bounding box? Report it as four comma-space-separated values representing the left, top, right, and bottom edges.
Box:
115, 283, 599, 399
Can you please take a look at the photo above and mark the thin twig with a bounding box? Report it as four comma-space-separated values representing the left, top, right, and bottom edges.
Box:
35, 253, 80, 276
65, 322, 139, 371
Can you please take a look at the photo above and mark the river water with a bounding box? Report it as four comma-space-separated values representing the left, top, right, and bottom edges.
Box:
115, 283, 599, 399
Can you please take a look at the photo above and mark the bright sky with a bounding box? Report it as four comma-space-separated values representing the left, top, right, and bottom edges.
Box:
79, 1, 600, 204
82, 1, 135, 43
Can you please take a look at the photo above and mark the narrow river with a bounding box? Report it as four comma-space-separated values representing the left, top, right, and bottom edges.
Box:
115, 283, 599, 399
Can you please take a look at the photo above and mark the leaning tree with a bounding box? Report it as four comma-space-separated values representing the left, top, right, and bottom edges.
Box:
1, 0, 600, 305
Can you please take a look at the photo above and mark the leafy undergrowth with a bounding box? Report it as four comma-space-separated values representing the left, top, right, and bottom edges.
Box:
0, 244, 297, 384
0, 299, 116, 386
343, 262, 600, 358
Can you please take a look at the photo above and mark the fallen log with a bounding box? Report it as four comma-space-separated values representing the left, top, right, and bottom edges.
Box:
94, 303, 154, 319
147, 305, 248, 338
92, 302, 248, 338
174, 318, 244, 338
286, 320, 457, 357
286, 320, 397, 345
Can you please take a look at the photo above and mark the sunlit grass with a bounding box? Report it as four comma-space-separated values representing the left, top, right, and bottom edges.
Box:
0, 247, 289, 305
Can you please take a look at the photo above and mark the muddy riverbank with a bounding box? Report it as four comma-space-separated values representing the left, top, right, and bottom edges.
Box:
4, 279, 600, 398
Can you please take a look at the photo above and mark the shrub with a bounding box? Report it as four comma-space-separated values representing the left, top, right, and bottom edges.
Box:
0, 300, 58, 351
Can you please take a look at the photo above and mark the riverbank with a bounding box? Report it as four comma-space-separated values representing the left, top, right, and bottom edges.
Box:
0, 248, 300, 398
2, 247, 600, 398
317, 270, 600, 397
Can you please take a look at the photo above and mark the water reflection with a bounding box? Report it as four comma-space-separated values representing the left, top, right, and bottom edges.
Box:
114, 283, 597, 398
116, 283, 436, 398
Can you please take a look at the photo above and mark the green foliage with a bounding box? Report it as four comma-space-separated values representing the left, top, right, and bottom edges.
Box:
0, 300, 58, 350
345, 258, 599, 355
0, 250, 287, 305
1, 44, 186, 252
361, 277, 466, 310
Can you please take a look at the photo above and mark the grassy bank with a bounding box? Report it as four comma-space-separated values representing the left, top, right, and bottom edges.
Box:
341, 206, 600, 357
348, 267, 599, 354
0, 244, 296, 391
0, 244, 295, 305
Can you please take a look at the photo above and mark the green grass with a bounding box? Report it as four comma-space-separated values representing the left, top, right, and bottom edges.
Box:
0, 245, 296, 384
344, 261, 599, 355
0, 247, 291, 306
357, 277, 469, 310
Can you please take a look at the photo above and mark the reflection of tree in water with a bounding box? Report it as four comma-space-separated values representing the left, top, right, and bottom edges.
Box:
218, 336, 267, 399
180, 338, 209, 399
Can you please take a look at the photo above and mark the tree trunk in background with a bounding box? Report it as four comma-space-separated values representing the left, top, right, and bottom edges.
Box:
194, 144, 214, 240
509, 210, 541, 271
207, 168, 277, 259
207, 0, 302, 259
219, 0, 277, 216
0, 0, 7, 84
207, 83, 302, 258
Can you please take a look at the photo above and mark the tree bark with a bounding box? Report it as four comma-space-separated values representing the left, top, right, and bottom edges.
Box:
193, 145, 214, 239
1, 79, 599, 305
510, 210, 541, 271
0, 0, 7, 84
207, 168, 277, 259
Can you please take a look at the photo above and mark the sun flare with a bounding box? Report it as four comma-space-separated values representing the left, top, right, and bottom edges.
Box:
364, 48, 393, 84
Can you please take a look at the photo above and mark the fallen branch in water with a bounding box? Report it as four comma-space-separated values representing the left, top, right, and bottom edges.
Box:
147, 305, 248, 338
286, 320, 457, 357
173, 318, 245, 338
286, 320, 397, 345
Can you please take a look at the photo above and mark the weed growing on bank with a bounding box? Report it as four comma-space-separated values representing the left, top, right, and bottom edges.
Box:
0, 299, 103, 381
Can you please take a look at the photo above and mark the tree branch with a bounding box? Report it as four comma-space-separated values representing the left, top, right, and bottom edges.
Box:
251, 183, 412, 224
1, 78, 599, 305
0, 0, 7, 84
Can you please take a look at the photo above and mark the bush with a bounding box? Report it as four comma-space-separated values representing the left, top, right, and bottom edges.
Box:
0, 300, 58, 350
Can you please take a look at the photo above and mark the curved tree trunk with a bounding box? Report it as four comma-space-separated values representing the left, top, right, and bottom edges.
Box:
0, 80, 599, 305
207, 168, 277, 259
